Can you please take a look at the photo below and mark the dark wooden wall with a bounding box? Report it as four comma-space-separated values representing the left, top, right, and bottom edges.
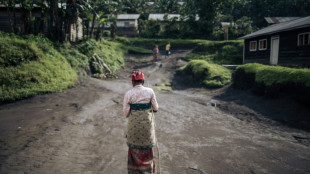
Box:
244, 35, 271, 64
0, 7, 43, 34
244, 26, 310, 67
278, 27, 310, 66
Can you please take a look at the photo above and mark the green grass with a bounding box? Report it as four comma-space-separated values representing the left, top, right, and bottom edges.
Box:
127, 46, 153, 54
179, 60, 232, 88
0, 33, 127, 103
77, 39, 125, 73
115, 37, 243, 65
57, 42, 89, 70
116, 37, 205, 50
237, 63, 310, 87
0, 33, 77, 103
185, 40, 243, 64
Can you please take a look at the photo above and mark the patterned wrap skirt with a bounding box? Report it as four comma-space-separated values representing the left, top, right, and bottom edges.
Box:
127, 105, 156, 174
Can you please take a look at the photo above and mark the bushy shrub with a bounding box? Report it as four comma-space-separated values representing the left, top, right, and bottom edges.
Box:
0, 34, 77, 103
186, 40, 243, 64
214, 43, 243, 64
139, 19, 161, 38
103, 30, 111, 37
179, 60, 231, 88
0, 33, 40, 67
115, 37, 130, 45
127, 46, 152, 54
233, 63, 310, 106
77, 40, 124, 73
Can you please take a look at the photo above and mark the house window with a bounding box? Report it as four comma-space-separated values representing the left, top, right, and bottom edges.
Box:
298, 33, 310, 46
249, 41, 257, 51
259, 39, 267, 50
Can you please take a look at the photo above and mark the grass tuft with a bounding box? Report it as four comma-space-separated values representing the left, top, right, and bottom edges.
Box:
179, 60, 232, 88
236, 63, 310, 87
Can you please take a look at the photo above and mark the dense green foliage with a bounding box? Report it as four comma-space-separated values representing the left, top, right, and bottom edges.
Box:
0, 33, 77, 103
185, 40, 243, 64
127, 46, 153, 54
77, 40, 125, 73
116, 37, 203, 50
235, 63, 310, 87
0, 33, 126, 103
233, 63, 310, 106
57, 42, 89, 70
179, 60, 232, 88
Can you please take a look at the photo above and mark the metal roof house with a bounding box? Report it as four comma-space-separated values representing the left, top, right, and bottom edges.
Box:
240, 16, 310, 66
116, 14, 140, 36
264, 17, 301, 24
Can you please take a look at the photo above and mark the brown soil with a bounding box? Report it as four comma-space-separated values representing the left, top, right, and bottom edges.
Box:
1, 50, 310, 174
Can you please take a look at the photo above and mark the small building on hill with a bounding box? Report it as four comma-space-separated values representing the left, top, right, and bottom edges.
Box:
116, 14, 140, 36
240, 16, 310, 67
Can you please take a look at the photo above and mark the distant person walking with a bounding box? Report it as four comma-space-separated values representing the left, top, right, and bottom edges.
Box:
165, 42, 171, 58
153, 45, 159, 62
123, 70, 159, 174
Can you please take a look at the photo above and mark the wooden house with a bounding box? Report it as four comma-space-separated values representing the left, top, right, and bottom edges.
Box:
0, 4, 83, 42
0, 4, 44, 34
116, 14, 140, 36
240, 16, 310, 66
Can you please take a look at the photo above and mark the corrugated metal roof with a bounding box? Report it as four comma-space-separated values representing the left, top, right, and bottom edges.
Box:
117, 14, 140, 20
264, 17, 301, 24
240, 16, 310, 39
148, 14, 180, 21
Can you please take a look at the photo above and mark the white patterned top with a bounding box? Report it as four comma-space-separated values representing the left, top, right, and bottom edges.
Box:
123, 84, 158, 117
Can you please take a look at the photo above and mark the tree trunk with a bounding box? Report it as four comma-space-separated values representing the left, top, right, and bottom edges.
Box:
66, 0, 78, 42
49, 0, 60, 41
89, 13, 96, 39
6, 4, 14, 33
86, 20, 89, 39
95, 23, 102, 40
76, 22, 79, 42
13, 3, 17, 33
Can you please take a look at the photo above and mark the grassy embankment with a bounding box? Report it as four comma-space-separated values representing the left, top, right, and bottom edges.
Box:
180, 40, 243, 88
0, 33, 77, 103
234, 63, 310, 106
0, 33, 126, 104
117, 37, 243, 88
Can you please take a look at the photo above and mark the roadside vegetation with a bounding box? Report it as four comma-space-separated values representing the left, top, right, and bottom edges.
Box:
0, 32, 77, 103
0, 32, 126, 104
233, 63, 310, 106
116, 37, 242, 89
179, 60, 232, 88
185, 40, 243, 65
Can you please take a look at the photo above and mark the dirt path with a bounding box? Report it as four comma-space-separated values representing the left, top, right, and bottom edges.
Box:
1, 51, 310, 174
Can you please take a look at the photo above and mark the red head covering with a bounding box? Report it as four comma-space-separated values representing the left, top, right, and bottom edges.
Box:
131, 70, 144, 84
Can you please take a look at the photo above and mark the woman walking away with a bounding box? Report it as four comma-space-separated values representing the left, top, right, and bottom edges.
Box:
153, 45, 159, 62
123, 70, 159, 174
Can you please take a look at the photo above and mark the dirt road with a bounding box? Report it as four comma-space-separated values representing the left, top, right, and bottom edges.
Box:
1, 50, 310, 174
